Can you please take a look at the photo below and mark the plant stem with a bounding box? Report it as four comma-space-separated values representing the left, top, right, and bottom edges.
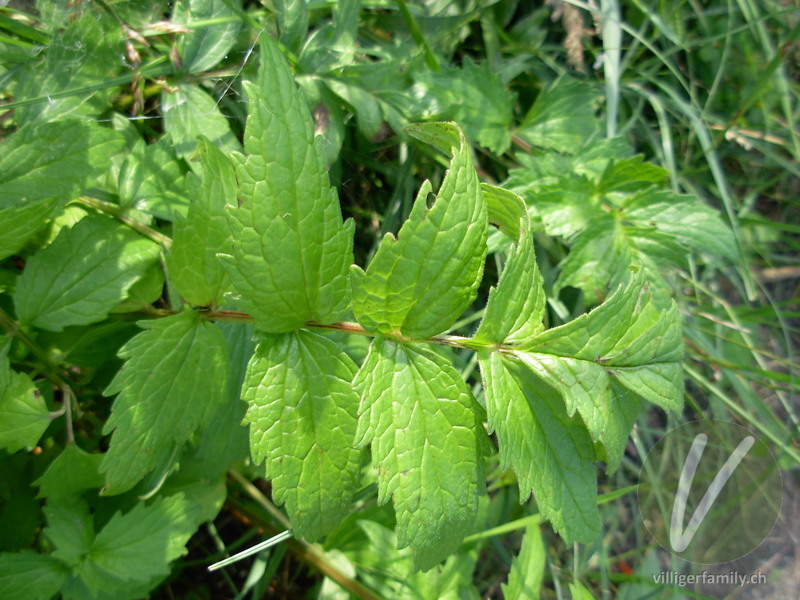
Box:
201, 310, 482, 350
0, 306, 76, 443
75, 196, 173, 249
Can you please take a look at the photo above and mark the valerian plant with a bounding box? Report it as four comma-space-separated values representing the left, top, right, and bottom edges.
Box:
0, 11, 740, 598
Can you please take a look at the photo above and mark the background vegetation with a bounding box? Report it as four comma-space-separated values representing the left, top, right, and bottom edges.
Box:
0, 0, 797, 598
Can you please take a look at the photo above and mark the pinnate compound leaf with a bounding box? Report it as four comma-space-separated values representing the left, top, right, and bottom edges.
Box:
101, 311, 228, 494
503, 523, 545, 599
351, 123, 487, 339
220, 36, 354, 332
479, 352, 600, 543
174, 0, 242, 74
168, 138, 235, 306
241, 329, 362, 541
14, 214, 161, 332
0, 551, 69, 600
514, 273, 683, 470
0, 337, 51, 453
0, 120, 124, 260
353, 337, 489, 571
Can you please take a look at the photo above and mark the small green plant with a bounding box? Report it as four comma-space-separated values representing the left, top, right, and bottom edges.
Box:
2, 1, 794, 598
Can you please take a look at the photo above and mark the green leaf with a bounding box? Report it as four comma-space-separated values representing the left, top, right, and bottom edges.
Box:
118, 138, 189, 221
14, 214, 161, 332
412, 59, 514, 153
622, 189, 738, 260
101, 311, 229, 494
351, 123, 487, 339
478, 352, 600, 543
42, 493, 201, 598
0, 338, 50, 453
323, 78, 383, 139
480, 183, 528, 242
598, 156, 668, 195
0, 551, 69, 600
0, 120, 124, 260
14, 13, 122, 124
514, 273, 684, 469
44, 501, 94, 567
515, 173, 602, 239
167, 138, 235, 306
34, 444, 105, 501
518, 77, 601, 153
554, 217, 634, 303
220, 36, 354, 332
569, 581, 598, 600
161, 84, 241, 162
473, 219, 545, 346
177, 321, 253, 480
353, 337, 489, 571
275, 0, 309, 53
87, 494, 200, 585
241, 329, 362, 541
554, 216, 692, 304
503, 524, 545, 599
174, 0, 242, 74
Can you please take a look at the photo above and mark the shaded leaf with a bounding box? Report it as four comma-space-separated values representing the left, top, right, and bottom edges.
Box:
14, 214, 161, 332
101, 311, 229, 494
168, 138, 235, 306
0, 120, 124, 260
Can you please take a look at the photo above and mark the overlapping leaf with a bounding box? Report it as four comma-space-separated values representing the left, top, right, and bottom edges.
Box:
351, 122, 487, 339
353, 337, 489, 571
0, 337, 50, 454
118, 138, 189, 220
36, 493, 200, 600
14, 215, 161, 332
241, 329, 362, 541
517, 77, 601, 153
515, 273, 683, 469
101, 311, 228, 494
14, 14, 121, 124
161, 84, 241, 161
473, 213, 545, 345
503, 523, 545, 599
220, 36, 354, 332
167, 138, 235, 307
413, 59, 514, 153
0, 551, 68, 600
174, 0, 242, 74
479, 353, 601, 543
0, 120, 124, 260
